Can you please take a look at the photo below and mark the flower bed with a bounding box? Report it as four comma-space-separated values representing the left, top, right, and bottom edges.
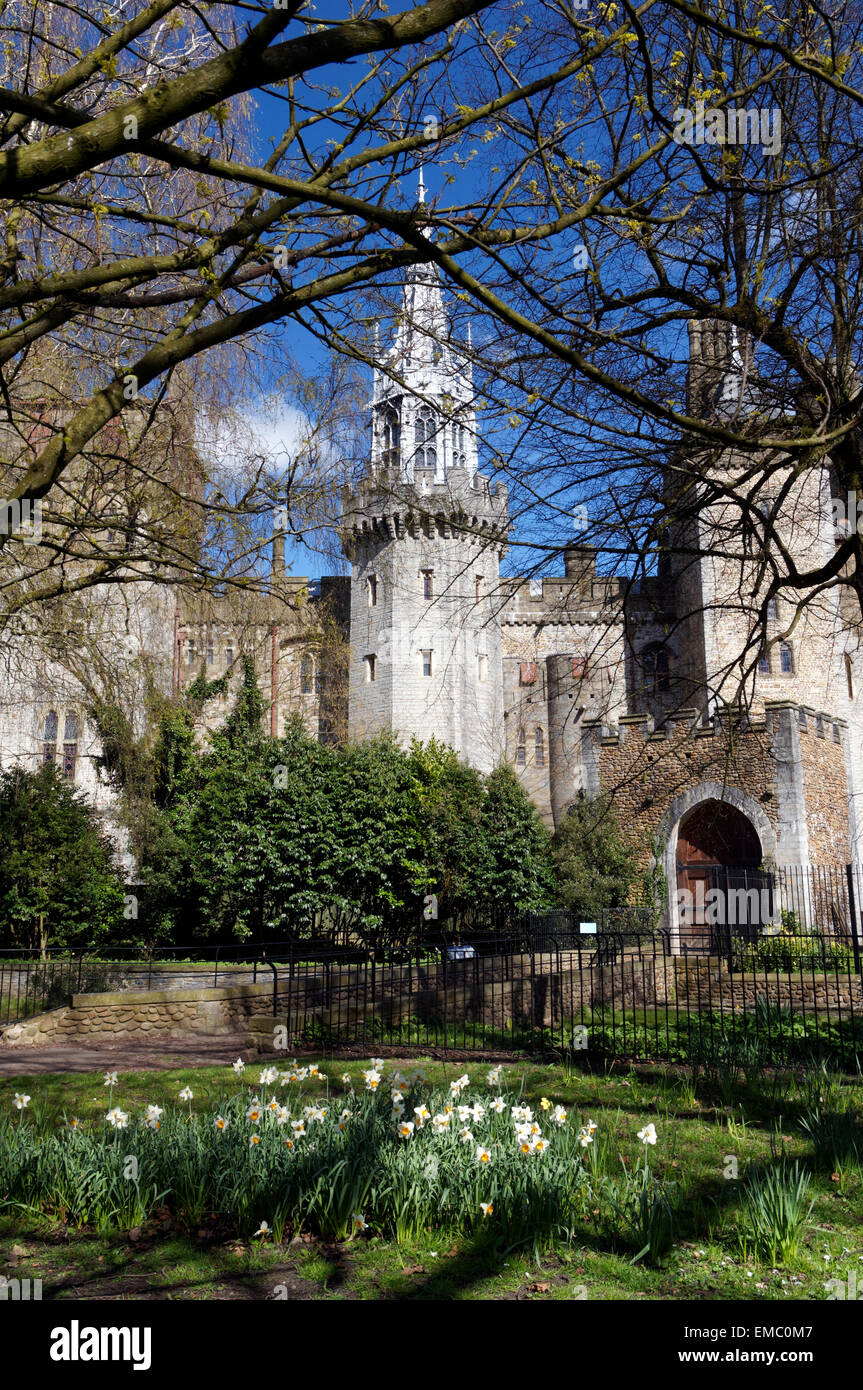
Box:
1, 1060, 674, 1262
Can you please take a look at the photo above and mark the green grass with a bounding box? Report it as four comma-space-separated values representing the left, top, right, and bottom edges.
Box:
1, 1055, 861, 1301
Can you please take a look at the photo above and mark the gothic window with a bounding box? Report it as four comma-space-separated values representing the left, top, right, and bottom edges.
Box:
535, 727, 545, 767
187, 640, 196, 667
62, 712, 79, 782
641, 644, 670, 694
452, 420, 466, 467
381, 406, 400, 468
780, 642, 794, 675
414, 406, 438, 469
367, 573, 378, 607
42, 710, 58, 765
300, 655, 314, 694
766, 598, 778, 620
225, 645, 234, 668
516, 727, 526, 766
757, 653, 770, 674
422, 570, 434, 600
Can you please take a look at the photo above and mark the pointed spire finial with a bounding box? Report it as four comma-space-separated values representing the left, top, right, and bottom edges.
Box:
417, 165, 426, 206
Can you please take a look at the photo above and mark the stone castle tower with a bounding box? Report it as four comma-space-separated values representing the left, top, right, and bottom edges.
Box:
339, 253, 509, 771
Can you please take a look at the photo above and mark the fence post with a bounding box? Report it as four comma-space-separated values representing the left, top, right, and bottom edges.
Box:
846, 864, 862, 976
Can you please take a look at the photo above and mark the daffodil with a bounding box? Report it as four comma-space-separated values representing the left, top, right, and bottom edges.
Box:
637, 1123, 658, 1146
414, 1104, 430, 1127
352, 1213, 368, 1232
490, 1097, 506, 1114
249, 1134, 261, 1147
362, 1069, 382, 1092
432, 1113, 450, 1132
398, 1120, 415, 1139
13, 1093, 30, 1110
480, 1202, 493, 1218
68, 1117, 80, 1130
254, 1221, 269, 1237
540, 1097, 551, 1111
459, 1127, 474, 1144
552, 1105, 567, 1125
276, 1106, 289, 1125
106, 1107, 129, 1129
342, 1073, 352, 1086
232, 1058, 245, 1074
486, 1066, 502, 1086
103, 1072, 118, 1088
470, 1103, 485, 1122
179, 1087, 193, 1102
476, 1145, 492, 1165
214, 1115, 229, 1132
246, 1102, 263, 1123
259, 1066, 279, 1086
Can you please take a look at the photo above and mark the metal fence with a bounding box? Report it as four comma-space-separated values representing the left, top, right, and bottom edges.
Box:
2, 867, 862, 1065
256, 926, 862, 1064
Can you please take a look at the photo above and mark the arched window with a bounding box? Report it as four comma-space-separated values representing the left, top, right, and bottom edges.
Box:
42, 710, 58, 765
516, 727, 526, 767
414, 406, 438, 469
300, 655, 314, 694
641, 644, 670, 695
535, 727, 545, 768
757, 653, 770, 674
381, 405, 400, 468
451, 420, 466, 467
780, 642, 794, 675
62, 713, 79, 781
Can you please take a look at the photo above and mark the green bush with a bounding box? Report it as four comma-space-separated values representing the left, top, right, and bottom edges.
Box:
731, 934, 856, 972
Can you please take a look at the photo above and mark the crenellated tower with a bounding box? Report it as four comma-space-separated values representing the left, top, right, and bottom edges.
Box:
341, 215, 509, 770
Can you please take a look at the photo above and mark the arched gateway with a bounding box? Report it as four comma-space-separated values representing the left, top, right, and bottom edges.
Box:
676, 798, 765, 948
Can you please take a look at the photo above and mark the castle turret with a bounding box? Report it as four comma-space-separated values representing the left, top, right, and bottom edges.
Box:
340, 465, 509, 769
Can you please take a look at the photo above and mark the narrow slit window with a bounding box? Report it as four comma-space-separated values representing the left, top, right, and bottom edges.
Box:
516, 728, 526, 767
780, 642, 794, 675
365, 654, 376, 683
422, 570, 434, 600
421, 650, 433, 678
535, 727, 545, 767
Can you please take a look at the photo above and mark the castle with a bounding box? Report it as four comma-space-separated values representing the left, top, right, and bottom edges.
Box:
2, 251, 862, 944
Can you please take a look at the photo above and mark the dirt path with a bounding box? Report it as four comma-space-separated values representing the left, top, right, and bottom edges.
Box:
0, 1033, 252, 1075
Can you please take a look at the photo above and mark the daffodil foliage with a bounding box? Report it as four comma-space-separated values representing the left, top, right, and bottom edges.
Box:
0, 1060, 674, 1262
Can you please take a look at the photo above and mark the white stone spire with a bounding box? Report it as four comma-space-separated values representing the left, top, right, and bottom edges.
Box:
371, 191, 478, 483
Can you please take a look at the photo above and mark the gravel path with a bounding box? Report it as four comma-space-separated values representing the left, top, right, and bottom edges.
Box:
0, 1033, 253, 1075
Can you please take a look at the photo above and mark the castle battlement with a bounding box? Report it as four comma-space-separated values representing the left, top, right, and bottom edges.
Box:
340, 465, 509, 553
581, 700, 846, 748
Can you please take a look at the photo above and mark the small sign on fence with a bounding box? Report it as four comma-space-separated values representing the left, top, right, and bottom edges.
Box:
579, 921, 598, 935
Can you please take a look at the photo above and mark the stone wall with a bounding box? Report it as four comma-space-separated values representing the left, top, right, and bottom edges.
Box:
0, 980, 277, 1047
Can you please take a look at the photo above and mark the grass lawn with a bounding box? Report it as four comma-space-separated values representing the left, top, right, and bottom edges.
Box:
1, 1055, 861, 1301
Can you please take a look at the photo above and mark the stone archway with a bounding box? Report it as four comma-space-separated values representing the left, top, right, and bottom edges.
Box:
660, 783, 777, 950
